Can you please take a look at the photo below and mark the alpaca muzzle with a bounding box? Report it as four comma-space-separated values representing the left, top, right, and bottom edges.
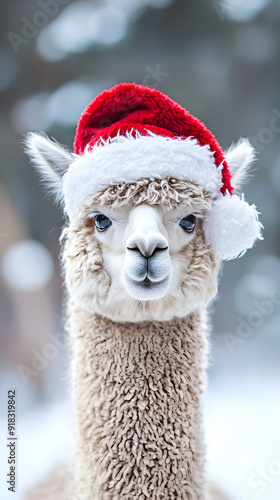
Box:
123, 234, 172, 301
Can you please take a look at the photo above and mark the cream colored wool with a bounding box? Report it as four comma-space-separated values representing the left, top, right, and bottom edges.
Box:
71, 306, 207, 499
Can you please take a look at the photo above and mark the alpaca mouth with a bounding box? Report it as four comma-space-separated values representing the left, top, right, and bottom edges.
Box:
126, 275, 168, 287
123, 273, 171, 301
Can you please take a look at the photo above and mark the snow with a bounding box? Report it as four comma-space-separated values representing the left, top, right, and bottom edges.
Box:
0, 397, 74, 499
204, 373, 280, 499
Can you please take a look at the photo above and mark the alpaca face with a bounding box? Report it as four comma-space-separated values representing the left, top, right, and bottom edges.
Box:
63, 180, 220, 322
92, 204, 198, 302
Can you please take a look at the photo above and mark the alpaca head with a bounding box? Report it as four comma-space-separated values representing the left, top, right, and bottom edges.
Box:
26, 84, 262, 321
26, 132, 261, 322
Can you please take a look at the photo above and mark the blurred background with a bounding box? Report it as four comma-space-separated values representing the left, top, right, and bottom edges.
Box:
0, 0, 279, 498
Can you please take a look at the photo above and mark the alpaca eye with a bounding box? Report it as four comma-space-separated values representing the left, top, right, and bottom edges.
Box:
94, 214, 112, 232
179, 214, 196, 233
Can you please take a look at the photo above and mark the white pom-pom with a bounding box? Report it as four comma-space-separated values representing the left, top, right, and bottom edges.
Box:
204, 193, 263, 261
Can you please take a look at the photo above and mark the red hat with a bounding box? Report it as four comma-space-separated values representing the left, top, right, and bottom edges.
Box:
73, 82, 233, 196
62, 83, 262, 260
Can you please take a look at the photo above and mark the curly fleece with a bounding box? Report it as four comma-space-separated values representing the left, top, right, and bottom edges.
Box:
71, 304, 208, 500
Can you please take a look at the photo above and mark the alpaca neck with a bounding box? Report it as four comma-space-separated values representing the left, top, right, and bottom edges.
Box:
70, 302, 209, 500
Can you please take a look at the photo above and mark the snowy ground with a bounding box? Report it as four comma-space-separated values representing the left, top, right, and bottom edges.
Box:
0, 365, 279, 500
204, 373, 280, 500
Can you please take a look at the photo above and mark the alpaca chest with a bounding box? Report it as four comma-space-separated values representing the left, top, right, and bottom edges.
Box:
71, 314, 206, 499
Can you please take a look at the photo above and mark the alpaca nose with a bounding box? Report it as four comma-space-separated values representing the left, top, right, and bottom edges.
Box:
127, 232, 168, 259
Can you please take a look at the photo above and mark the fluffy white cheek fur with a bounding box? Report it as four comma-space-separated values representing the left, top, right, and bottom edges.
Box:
64, 253, 110, 313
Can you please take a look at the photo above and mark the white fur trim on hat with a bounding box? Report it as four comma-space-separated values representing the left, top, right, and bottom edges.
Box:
203, 192, 263, 260
62, 132, 223, 221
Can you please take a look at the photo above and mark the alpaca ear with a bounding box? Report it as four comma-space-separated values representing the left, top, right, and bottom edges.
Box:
225, 138, 256, 192
25, 132, 74, 203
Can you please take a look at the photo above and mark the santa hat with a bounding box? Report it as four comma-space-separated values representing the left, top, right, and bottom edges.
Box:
62, 82, 262, 260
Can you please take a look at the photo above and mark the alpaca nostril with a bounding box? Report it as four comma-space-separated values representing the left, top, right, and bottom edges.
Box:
126, 231, 169, 260
127, 245, 168, 259
149, 246, 168, 258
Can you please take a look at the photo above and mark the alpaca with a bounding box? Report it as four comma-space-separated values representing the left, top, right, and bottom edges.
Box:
25, 83, 262, 500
